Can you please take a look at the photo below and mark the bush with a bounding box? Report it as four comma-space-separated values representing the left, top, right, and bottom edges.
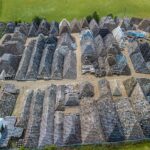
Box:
0, 23, 6, 38
19, 146, 25, 150
107, 13, 114, 18
15, 19, 22, 25
44, 145, 57, 150
86, 11, 100, 23
32, 16, 43, 26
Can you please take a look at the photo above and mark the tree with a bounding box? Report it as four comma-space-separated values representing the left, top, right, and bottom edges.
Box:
86, 15, 92, 23
92, 11, 100, 23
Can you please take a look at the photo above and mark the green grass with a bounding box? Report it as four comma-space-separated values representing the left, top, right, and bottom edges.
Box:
0, 0, 2, 16
59, 140, 150, 150
18, 140, 150, 150
0, 0, 150, 22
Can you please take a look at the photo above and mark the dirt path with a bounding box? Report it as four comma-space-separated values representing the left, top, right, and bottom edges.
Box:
1, 33, 150, 116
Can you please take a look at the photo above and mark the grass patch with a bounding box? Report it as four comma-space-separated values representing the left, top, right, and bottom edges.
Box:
18, 140, 150, 150
0, 0, 150, 22
59, 140, 150, 150
0, 0, 2, 17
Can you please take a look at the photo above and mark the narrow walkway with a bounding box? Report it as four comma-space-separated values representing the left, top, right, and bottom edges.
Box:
0, 33, 150, 116
2, 33, 148, 92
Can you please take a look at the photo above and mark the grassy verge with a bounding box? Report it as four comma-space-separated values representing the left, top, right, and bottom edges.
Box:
0, 0, 2, 17
19, 140, 150, 150
0, 0, 150, 22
